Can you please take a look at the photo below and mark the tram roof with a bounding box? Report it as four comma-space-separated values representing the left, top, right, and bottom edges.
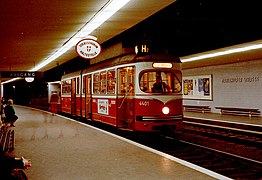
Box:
61, 53, 181, 80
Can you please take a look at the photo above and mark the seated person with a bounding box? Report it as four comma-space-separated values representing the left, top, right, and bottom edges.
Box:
141, 86, 148, 92
0, 145, 31, 179
174, 80, 182, 92
152, 76, 170, 93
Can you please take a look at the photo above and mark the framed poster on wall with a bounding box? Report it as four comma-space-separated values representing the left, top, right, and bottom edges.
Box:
182, 74, 213, 100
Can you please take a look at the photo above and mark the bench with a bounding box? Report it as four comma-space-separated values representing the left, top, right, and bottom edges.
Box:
0, 126, 15, 152
183, 105, 211, 113
215, 107, 261, 118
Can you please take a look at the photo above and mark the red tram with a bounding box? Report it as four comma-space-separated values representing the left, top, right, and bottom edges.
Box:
60, 53, 183, 133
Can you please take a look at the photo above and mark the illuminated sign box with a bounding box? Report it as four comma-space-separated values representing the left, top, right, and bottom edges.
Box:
75, 38, 101, 59
152, 63, 173, 68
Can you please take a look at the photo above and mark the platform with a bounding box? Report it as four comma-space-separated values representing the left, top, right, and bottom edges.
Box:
6, 105, 230, 180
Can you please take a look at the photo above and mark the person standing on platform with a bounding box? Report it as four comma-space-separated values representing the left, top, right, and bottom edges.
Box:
4, 99, 18, 127
1, 97, 7, 109
1, 97, 7, 125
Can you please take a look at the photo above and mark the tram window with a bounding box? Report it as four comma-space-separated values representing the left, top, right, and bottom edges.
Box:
139, 71, 182, 93
93, 73, 100, 93
140, 72, 154, 92
118, 67, 135, 93
61, 80, 71, 95
100, 71, 107, 93
107, 70, 116, 94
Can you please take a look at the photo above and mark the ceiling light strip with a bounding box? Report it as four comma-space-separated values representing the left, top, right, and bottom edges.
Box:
30, 0, 130, 72
1, 77, 21, 84
181, 43, 262, 63
78, 0, 130, 39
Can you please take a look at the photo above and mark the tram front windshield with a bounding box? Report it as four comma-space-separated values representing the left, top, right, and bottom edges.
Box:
140, 71, 182, 93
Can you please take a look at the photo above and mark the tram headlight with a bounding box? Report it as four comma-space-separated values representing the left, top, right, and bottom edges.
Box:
162, 107, 170, 115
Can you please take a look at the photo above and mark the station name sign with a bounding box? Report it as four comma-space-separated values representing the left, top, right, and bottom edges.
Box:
0, 71, 43, 78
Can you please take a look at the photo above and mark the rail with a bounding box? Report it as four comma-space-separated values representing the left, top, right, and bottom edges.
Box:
215, 106, 261, 118
183, 105, 211, 113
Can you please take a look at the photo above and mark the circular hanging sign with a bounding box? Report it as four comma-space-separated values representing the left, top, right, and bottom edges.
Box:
75, 38, 101, 59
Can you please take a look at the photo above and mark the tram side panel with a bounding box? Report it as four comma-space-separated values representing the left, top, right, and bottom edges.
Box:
92, 97, 117, 126
76, 96, 81, 117
61, 96, 71, 114
116, 95, 135, 129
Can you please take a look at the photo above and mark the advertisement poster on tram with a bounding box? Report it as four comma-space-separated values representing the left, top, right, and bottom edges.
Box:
98, 99, 108, 115
182, 75, 212, 100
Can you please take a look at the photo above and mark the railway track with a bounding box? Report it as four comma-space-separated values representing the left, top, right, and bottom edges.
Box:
89, 119, 262, 180
125, 133, 262, 179
182, 118, 262, 162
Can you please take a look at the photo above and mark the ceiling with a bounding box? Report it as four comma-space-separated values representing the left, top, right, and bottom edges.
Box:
0, 0, 176, 74
0, 0, 261, 83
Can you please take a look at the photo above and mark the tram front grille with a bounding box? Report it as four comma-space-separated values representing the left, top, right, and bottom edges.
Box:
136, 115, 183, 122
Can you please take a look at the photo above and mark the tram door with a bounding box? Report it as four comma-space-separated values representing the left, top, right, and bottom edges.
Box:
71, 78, 76, 116
117, 67, 135, 129
85, 75, 92, 120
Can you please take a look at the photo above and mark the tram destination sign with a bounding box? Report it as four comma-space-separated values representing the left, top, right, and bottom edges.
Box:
0, 71, 43, 78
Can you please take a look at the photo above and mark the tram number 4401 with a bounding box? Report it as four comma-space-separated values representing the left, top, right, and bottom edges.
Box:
139, 101, 149, 106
